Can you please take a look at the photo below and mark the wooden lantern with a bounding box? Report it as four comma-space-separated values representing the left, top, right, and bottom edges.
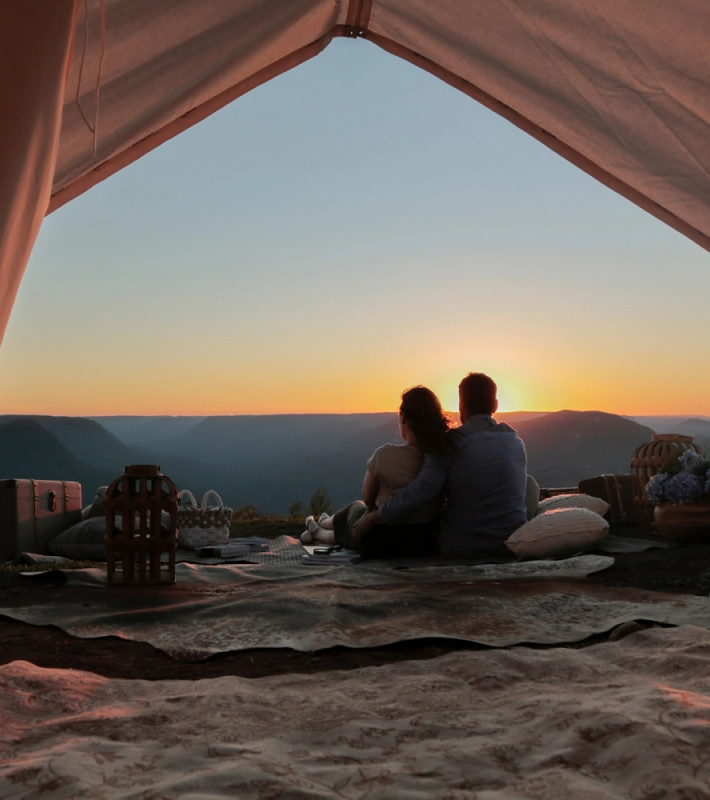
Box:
630, 434, 701, 531
104, 464, 178, 585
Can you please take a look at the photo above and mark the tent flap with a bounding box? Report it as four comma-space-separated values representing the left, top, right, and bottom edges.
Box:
366, 0, 710, 249
0, 0, 78, 345
2, 0, 710, 342
51, 0, 345, 206
49, 0, 710, 250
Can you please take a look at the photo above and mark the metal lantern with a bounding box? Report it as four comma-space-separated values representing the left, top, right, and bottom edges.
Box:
630, 434, 701, 531
104, 464, 178, 585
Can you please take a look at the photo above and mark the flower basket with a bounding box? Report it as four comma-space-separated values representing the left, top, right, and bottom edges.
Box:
631, 434, 701, 531
177, 489, 232, 549
645, 450, 710, 542
654, 499, 710, 541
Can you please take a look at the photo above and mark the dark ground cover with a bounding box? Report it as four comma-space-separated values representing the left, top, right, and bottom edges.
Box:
2, 516, 709, 681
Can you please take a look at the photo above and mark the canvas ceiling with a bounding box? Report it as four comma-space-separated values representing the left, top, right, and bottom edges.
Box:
1, 0, 709, 341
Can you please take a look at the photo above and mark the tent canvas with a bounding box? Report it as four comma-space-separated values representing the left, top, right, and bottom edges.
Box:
1, 0, 709, 342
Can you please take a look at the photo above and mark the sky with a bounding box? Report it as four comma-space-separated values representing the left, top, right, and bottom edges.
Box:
1, 39, 709, 417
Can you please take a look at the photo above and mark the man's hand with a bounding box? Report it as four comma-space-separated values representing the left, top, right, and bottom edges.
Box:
352, 510, 381, 545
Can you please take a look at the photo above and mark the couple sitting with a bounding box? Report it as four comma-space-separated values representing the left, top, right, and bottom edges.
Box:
303, 372, 528, 559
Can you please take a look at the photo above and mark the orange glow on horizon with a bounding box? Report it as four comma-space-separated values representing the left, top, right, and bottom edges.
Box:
1, 367, 709, 418
1, 314, 709, 418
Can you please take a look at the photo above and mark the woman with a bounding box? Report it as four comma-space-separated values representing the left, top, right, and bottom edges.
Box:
302, 386, 452, 559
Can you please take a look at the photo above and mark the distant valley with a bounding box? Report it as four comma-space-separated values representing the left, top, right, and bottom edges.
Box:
0, 411, 707, 514
626, 416, 710, 451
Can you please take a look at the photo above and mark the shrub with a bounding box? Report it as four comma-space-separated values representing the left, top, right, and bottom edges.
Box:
232, 505, 262, 521
309, 486, 332, 518
287, 500, 306, 519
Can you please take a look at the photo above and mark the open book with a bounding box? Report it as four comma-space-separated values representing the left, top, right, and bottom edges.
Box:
196, 538, 270, 558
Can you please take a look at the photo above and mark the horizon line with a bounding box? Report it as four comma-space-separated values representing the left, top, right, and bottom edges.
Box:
2, 410, 710, 419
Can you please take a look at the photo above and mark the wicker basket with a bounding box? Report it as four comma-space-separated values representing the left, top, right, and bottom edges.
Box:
177, 489, 232, 549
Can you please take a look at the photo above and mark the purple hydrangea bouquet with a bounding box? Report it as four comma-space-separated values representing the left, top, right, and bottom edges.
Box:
645, 450, 710, 505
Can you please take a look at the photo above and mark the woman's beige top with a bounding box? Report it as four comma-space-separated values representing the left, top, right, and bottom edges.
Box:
367, 443, 442, 524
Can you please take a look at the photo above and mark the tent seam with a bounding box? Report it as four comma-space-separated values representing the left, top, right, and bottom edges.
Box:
343, 0, 372, 37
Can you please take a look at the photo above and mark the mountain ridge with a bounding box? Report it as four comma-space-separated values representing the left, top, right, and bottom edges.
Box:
1, 411, 704, 513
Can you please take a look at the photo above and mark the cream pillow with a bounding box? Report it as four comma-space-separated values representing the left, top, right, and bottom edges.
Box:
505, 507, 609, 560
81, 486, 108, 520
525, 474, 540, 519
538, 493, 609, 517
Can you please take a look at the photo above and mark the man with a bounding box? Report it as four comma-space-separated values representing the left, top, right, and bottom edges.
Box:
353, 372, 528, 557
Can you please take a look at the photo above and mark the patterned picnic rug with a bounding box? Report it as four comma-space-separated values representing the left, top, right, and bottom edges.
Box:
3, 553, 710, 657
165, 531, 668, 567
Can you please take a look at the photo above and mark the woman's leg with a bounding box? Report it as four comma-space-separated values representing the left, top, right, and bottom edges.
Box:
331, 501, 368, 549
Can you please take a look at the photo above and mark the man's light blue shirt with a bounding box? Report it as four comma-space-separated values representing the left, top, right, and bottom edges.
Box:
379, 415, 528, 557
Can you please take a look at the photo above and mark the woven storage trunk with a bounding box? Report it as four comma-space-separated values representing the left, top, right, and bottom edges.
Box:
577, 474, 640, 528
178, 490, 232, 548
0, 479, 82, 562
